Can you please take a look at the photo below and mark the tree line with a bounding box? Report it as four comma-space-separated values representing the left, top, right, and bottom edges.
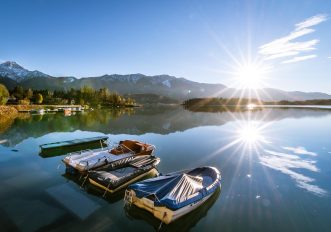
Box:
0, 84, 135, 107
183, 98, 261, 107
183, 97, 331, 107
264, 99, 331, 105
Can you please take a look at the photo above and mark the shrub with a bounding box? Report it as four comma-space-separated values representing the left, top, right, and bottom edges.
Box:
18, 99, 30, 105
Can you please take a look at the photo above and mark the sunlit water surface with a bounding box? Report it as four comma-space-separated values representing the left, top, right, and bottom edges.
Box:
0, 106, 331, 231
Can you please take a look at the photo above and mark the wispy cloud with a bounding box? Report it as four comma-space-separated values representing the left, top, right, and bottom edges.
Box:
295, 14, 328, 30
259, 14, 327, 64
282, 55, 317, 64
328, 56, 331, 59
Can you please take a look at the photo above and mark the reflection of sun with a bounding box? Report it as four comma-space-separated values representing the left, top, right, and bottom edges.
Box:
238, 123, 263, 144
205, 119, 273, 159
236, 121, 272, 151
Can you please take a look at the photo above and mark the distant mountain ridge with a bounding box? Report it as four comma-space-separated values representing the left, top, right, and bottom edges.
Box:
1, 61, 330, 101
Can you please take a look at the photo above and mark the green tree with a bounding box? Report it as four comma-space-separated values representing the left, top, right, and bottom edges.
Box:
80, 85, 95, 104
79, 98, 85, 105
35, 93, 43, 104
26, 88, 34, 99
0, 84, 9, 105
13, 85, 24, 100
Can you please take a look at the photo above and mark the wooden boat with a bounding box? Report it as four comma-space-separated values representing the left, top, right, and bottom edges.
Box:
110, 140, 155, 156
88, 155, 160, 194
124, 166, 221, 224
62, 140, 156, 174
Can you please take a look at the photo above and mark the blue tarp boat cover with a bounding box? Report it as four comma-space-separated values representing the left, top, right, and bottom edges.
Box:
128, 166, 221, 210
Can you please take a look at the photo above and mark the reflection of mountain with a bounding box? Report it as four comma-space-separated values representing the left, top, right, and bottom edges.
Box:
1, 106, 331, 146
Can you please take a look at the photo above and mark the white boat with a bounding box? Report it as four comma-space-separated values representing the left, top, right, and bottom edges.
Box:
124, 166, 221, 224
62, 140, 156, 174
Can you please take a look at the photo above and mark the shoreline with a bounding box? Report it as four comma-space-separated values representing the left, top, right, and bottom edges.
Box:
0, 106, 18, 119
0, 106, 19, 133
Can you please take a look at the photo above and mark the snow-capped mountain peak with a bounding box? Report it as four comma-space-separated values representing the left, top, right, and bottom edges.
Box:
0, 61, 49, 82
1, 61, 25, 69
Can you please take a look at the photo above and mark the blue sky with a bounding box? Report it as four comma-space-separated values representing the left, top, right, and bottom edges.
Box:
1, 0, 331, 93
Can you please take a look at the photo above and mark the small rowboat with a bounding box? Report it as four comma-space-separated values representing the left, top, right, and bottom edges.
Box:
62, 140, 156, 174
88, 155, 160, 194
40, 136, 108, 157
124, 166, 221, 224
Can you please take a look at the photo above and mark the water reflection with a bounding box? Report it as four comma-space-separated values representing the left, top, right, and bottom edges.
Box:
282, 146, 317, 156
260, 148, 327, 197
183, 104, 262, 113
46, 183, 101, 220
237, 120, 327, 197
211, 114, 327, 197
0, 106, 331, 231
236, 122, 271, 147
1, 106, 331, 147
237, 121, 329, 197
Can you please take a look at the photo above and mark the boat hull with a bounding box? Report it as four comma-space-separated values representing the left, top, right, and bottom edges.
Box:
125, 184, 220, 224
62, 140, 156, 174
63, 151, 138, 174
40, 136, 108, 157
89, 168, 159, 194
125, 166, 221, 224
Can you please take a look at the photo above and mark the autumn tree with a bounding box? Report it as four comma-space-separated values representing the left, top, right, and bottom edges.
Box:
35, 93, 43, 104
0, 84, 9, 105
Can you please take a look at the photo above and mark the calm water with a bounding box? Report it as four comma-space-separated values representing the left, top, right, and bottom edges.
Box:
1, 106, 331, 232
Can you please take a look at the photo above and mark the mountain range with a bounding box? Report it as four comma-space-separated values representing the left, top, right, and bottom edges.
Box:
1, 61, 330, 101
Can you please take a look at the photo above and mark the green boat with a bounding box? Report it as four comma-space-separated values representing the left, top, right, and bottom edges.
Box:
39, 136, 108, 158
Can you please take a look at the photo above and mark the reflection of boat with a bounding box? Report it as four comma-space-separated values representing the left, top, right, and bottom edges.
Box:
64, 109, 72, 116
61, 172, 126, 203
40, 136, 108, 158
88, 155, 160, 194
125, 188, 220, 231
63, 140, 156, 174
124, 166, 221, 224
30, 109, 45, 115
71, 106, 82, 112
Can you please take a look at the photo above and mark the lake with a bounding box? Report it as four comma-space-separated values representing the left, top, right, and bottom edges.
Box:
0, 106, 331, 232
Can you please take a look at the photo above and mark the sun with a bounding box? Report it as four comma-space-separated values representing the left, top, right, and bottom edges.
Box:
235, 62, 270, 89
